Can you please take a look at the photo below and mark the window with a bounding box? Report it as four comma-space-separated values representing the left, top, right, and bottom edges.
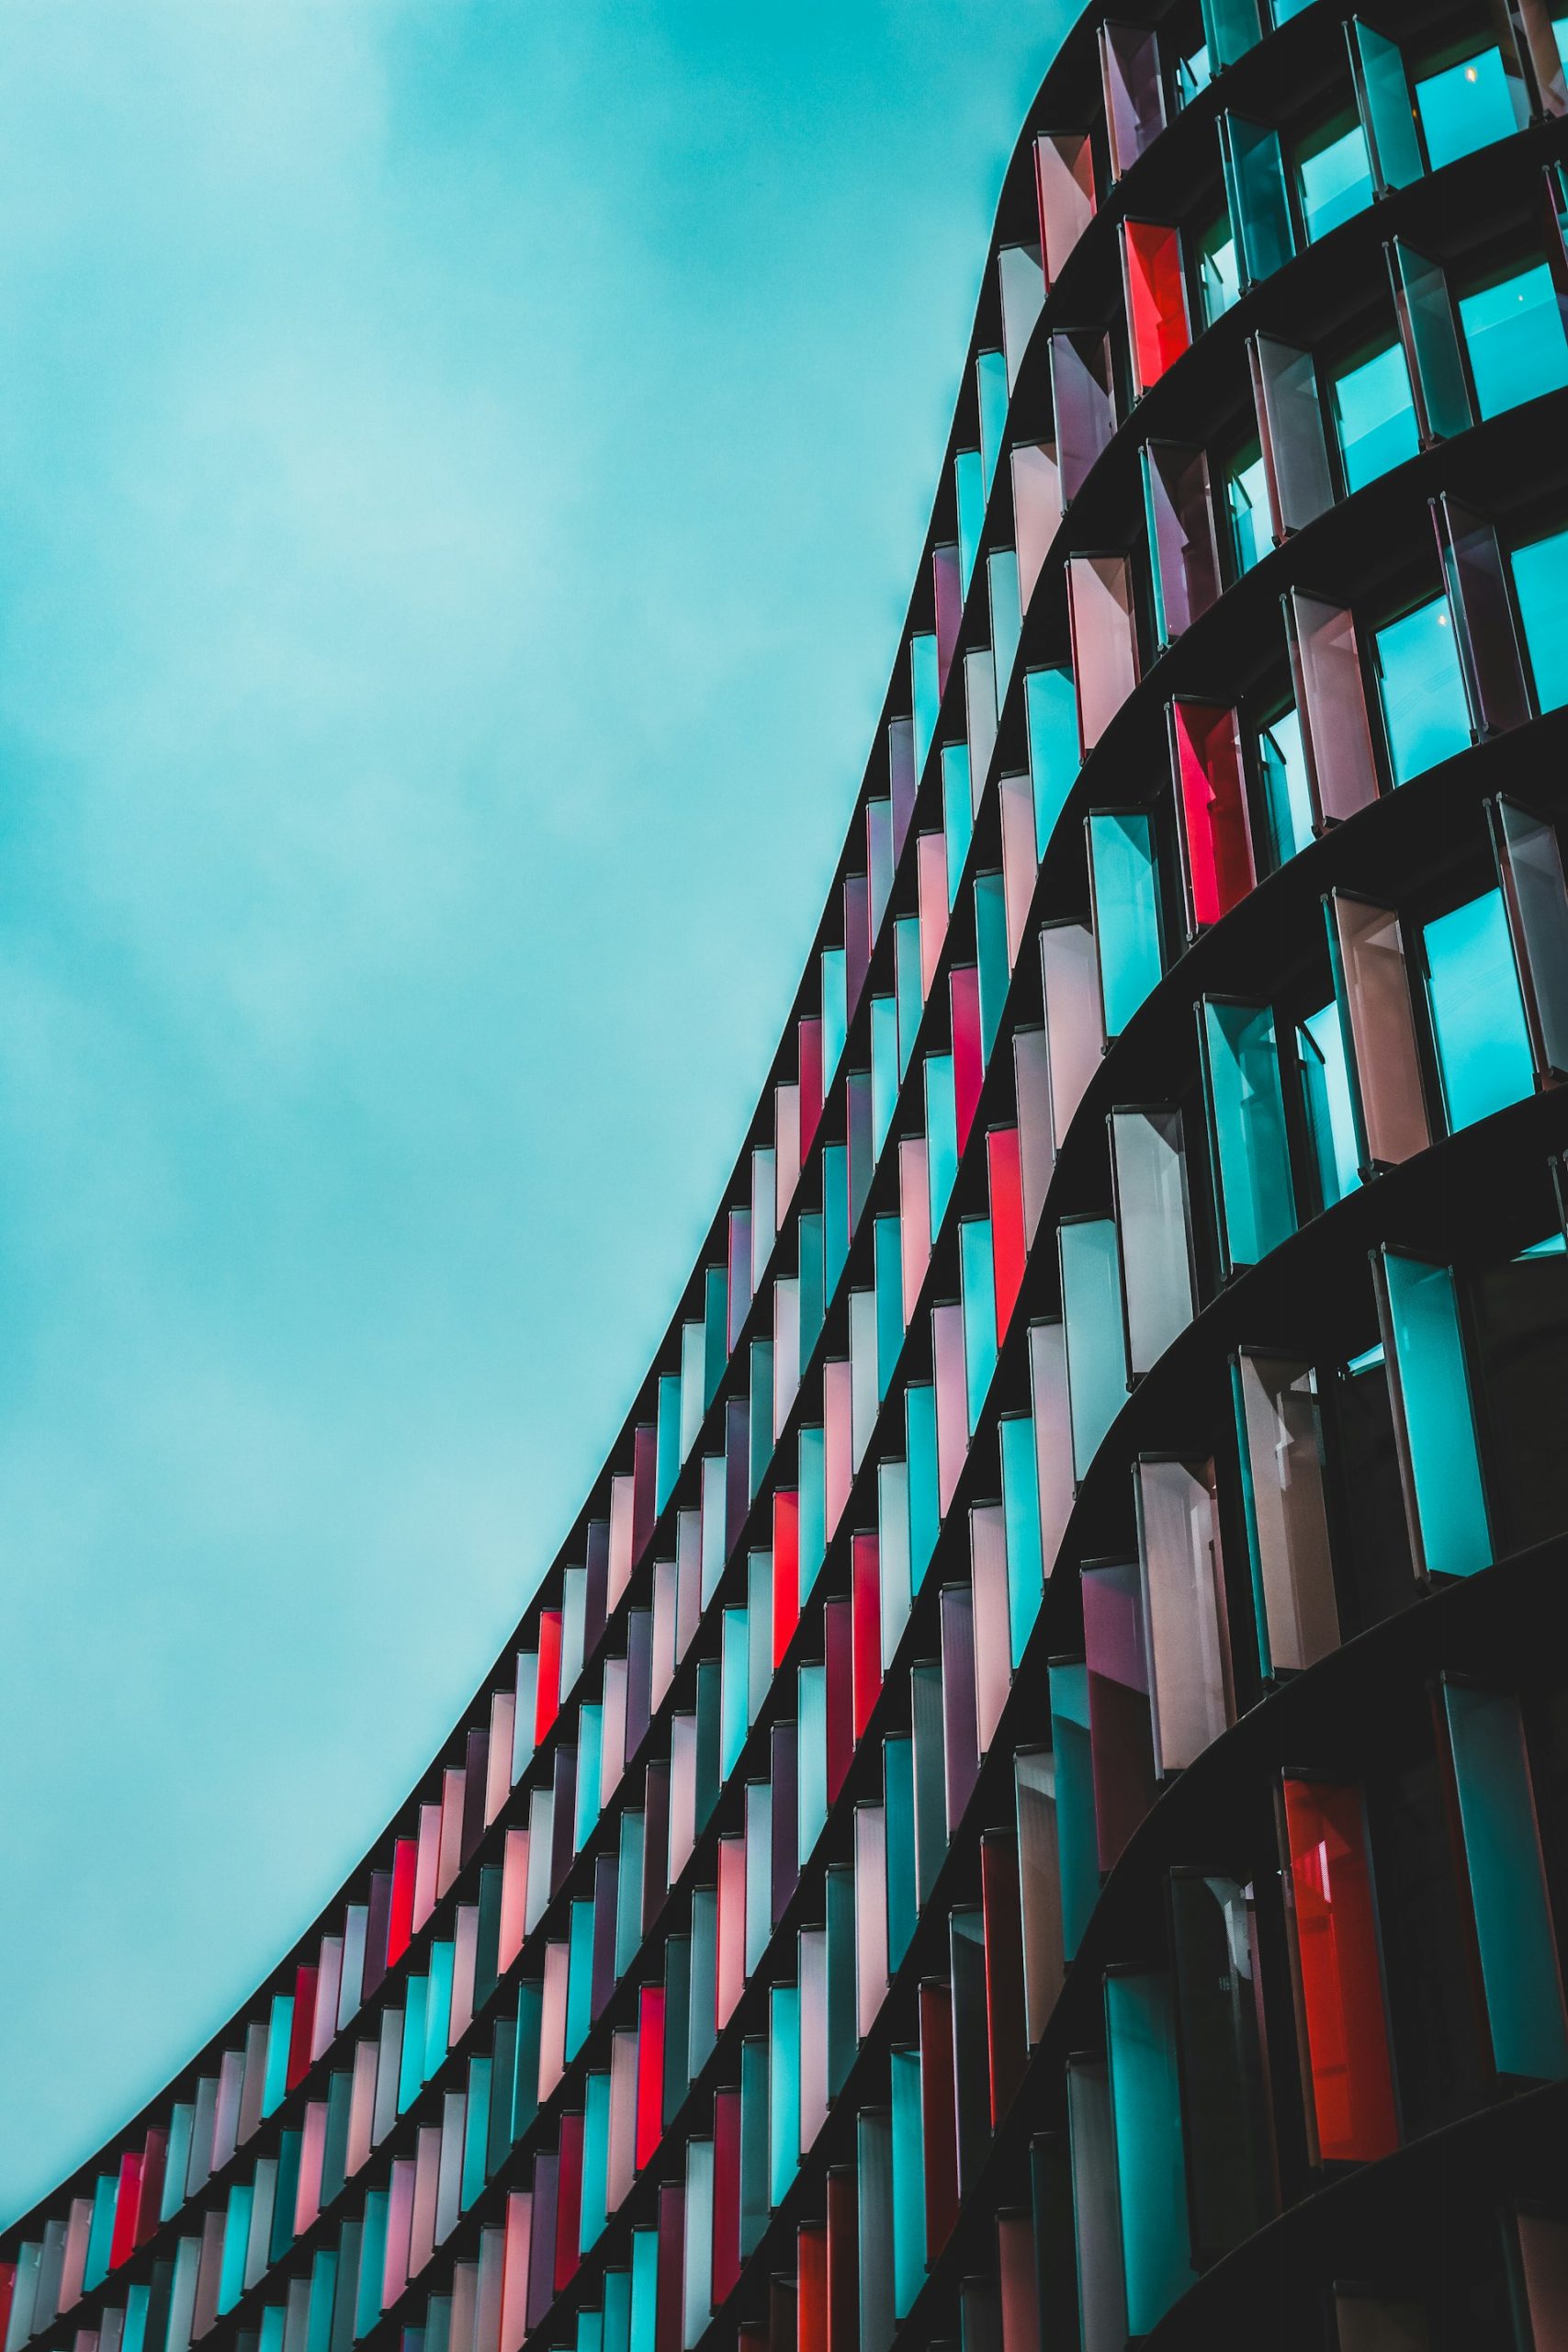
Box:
1197, 212, 1240, 329
1458, 261, 1568, 421
1226, 441, 1269, 575
1330, 339, 1418, 492
1372, 594, 1471, 784
1512, 524, 1568, 712
1297, 1002, 1360, 1209
1414, 44, 1521, 172
1257, 705, 1314, 869
1294, 113, 1374, 243
1421, 888, 1534, 1132
1174, 42, 1211, 110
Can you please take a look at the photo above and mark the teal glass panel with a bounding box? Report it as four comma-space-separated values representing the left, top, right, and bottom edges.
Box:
679, 1319, 705, 1459
603, 2270, 631, 2352
355, 2192, 388, 2338
871, 996, 898, 1156
1373, 594, 1471, 782
1197, 213, 1240, 328
885, 1736, 918, 1964
682, 2139, 714, 2345
721, 1606, 749, 1781
750, 1339, 773, 1497
1059, 1217, 1129, 1478
798, 1664, 828, 1865
1257, 705, 1314, 871
581, 2070, 612, 2252
942, 745, 973, 909
262, 1996, 293, 2120
257, 2306, 285, 2352
798, 1424, 826, 1598
656, 1374, 682, 1515
424, 1940, 454, 2077
895, 916, 922, 1077
1201, 1000, 1297, 1271
218, 2186, 251, 2317
977, 349, 1009, 499
398, 1982, 426, 2112
123, 2284, 151, 2352
824, 1143, 850, 1294
513, 1979, 543, 2140
1424, 889, 1533, 1130
1175, 43, 1211, 109
1331, 341, 1417, 492
1443, 1683, 1568, 2080
907, 1384, 940, 1590
1380, 1249, 1491, 1577
1226, 442, 1269, 576
1201, 0, 1261, 71
1298, 1002, 1361, 1208
926, 1053, 959, 1230
1104, 1973, 1192, 2334
1513, 524, 1568, 710
1460, 263, 1568, 422
1087, 809, 1163, 1037
273, 2126, 301, 2258
911, 634, 942, 778
1025, 664, 1079, 859
567, 1899, 595, 2060
976, 871, 1009, 1063
1048, 1663, 1098, 1960
1295, 115, 1373, 242
769, 1984, 801, 2206
1416, 44, 1519, 171
461, 2058, 490, 2210
1350, 21, 1424, 192
889, 2049, 926, 2317
575, 1705, 604, 1849
306, 2253, 337, 2352
959, 1218, 998, 1431
874, 1216, 903, 1400
615, 1810, 646, 1978
85, 2177, 115, 2295
956, 449, 986, 595
999, 1412, 1043, 1667
704, 1266, 728, 1408
822, 947, 848, 1082
629, 2227, 660, 2352
989, 548, 1023, 695
1219, 115, 1296, 286
799, 1212, 825, 1362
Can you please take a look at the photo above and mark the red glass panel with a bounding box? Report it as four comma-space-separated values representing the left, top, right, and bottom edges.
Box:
535, 1610, 563, 1744
0, 2268, 12, 2352
387, 1841, 416, 1969
554, 2113, 583, 2293
919, 1979, 960, 2257
825, 1597, 853, 1803
1280, 1778, 1400, 2165
1034, 131, 1096, 288
797, 2222, 829, 2352
1122, 220, 1190, 398
636, 1986, 666, 2170
109, 2153, 142, 2270
799, 1016, 824, 1157
287, 1964, 318, 2090
952, 966, 984, 1151
133, 2130, 166, 2249
712, 2087, 742, 2306
852, 1533, 882, 1740
773, 1489, 800, 1665
1170, 699, 1256, 931
987, 1127, 1026, 1337
934, 543, 963, 695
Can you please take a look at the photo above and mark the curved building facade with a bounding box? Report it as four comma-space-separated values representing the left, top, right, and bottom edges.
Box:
9, 0, 1568, 2345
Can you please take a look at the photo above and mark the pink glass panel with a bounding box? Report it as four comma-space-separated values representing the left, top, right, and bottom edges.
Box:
900, 1137, 931, 1323
1066, 553, 1140, 752
1170, 699, 1256, 931
1286, 591, 1381, 826
1100, 21, 1167, 178
1012, 443, 1062, 609
918, 832, 949, 996
1034, 131, 1096, 288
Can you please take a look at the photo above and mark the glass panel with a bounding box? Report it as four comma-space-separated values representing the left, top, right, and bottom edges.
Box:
1285, 591, 1381, 824
1433, 493, 1531, 738
1248, 334, 1334, 538
1083, 1558, 1156, 1869
1087, 809, 1164, 1039
989, 546, 1023, 695
1461, 258, 1568, 420
1387, 241, 1472, 444
1519, 0, 1568, 114
1293, 111, 1373, 241
1100, 21, 1168, 179
1058, 1217, 1129, 1477
1375, 1246, 1492, 1578
1110, 1106, 1196, 1375
998, 243, 1044, 395
1066, 2057, 1129, 2352
1442, 1681, 1568, 2079
1103, 1972, 1193, 2336
1348, 21, 1424, 194
1231, 1351, 1339, 1679
1040, 919, 1103, 1148
1013, 443, 1061, 611
1297, 1001, 1360, 1208
1325, 892, 1431, 1170
1134, 1456, 1232, 1772
977, 348, 1009, 502
955, 448, 985, 599
1025, 664, 1079, 856
1175, 43, 1212, 110
1330, 338, 1418, 492
1490, 794, 1568, 1078
1279, 1778, 1400, 2165
1034, 131, 1097, 288
1168, 1874, 1274, 2261
1200, 999, 1296, 1272
1053, 1664, 1101, 1961
1050, 331, 1118, 508
1170, 701, 1254, 930
1142, 445, 1221, 648
1202, 0, 1262, 69
1122, 220, 1191, 398
1256, 704, 1314, 869
911, 632, 940, 778
1415, 43, 1522, 172
1218, 115, 1296, 288
1224, 439, 1269, 576
1513, 521, 1568, 710
1196, 211, 1240, 329
1066, 554, 1140, 753
1372, 592, 1471, 783
1422, 888, 1534, 1129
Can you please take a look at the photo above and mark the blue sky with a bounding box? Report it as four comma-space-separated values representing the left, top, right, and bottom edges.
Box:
0, 0, 1058, 2225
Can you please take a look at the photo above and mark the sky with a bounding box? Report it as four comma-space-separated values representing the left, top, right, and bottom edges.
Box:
0, 0, 1061, 2227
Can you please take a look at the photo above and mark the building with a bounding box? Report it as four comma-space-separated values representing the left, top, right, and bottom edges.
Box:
7, 0, 1568, 2345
